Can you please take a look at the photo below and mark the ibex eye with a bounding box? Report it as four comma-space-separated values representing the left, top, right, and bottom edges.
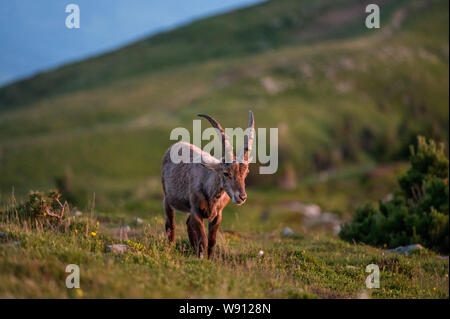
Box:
224, 172, 231, 178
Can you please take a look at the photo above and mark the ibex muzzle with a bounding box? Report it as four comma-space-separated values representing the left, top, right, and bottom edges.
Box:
161, 111, 254, 258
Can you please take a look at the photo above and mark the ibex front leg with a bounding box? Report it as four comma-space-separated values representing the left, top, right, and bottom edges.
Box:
187, 192, 208, 258
187, 213, 207, 258
208, 211, 222, 258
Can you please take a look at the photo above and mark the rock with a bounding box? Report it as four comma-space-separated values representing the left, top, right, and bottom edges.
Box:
299, 63, 313, 78
276, 200, 342, 235
0, 231, 6, 239
382, 193, 394, 203
317, 212, 341, 235
278, 201, 320, 217
278, 201, 304, 212
133, 217, 143, 225
335, 81, 353, 93
346, 265, 357, 270
105, 244, 128, 254
282, 227, 294, 236
384, 244, 424, 255
339, 57, 356, 70
302, 204, 321, 218
332, 223, 341, 235
70, 209, 83, 217
300, 209, 341, 235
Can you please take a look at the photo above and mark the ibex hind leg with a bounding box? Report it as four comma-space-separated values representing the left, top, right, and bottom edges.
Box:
207, 212, 222, 259
164, 197, 175, 243
186, 215, 194, 248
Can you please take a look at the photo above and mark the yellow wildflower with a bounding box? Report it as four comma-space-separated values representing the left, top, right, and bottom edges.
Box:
75, 229, 78, 233
91, 232, 96, 237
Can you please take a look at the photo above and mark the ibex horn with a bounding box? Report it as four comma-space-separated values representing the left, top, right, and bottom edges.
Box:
198, 114, 235, 163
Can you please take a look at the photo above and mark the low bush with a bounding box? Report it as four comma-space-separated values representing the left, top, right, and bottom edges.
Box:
2, 190, 67, 223
340, 136, 449, 253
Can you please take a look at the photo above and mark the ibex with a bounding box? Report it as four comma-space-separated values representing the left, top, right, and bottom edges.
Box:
161, 111, 254, 258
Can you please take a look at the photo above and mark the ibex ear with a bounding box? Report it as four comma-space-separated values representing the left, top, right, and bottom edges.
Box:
201, 162, 221, 171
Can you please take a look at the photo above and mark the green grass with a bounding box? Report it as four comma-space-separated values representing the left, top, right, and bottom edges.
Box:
0, 201, 448, 298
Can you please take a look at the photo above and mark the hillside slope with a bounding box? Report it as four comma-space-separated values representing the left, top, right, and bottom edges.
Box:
0, 0, 404, 109
0, 0, 448, 207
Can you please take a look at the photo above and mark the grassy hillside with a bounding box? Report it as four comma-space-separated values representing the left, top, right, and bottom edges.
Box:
0, 0, 448, 200
0, 0, 448, 298
0, 0, 407, 109
0, 191, 448, 298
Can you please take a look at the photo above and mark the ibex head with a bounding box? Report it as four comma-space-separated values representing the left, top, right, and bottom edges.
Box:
198, 111, 254, 205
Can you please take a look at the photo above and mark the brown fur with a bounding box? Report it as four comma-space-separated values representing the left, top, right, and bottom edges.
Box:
161, 112, 254, 258
161, 142, 250, 258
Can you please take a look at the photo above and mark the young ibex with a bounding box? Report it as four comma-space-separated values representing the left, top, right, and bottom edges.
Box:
161, 111, 254, 258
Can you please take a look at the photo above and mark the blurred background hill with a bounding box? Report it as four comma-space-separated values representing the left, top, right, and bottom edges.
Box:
0, 0, 448, 216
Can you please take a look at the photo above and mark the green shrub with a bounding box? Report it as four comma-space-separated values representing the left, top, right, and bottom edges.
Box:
340, 136, 449, 253
1, 190, 102, 237
3, 190, 67, 225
